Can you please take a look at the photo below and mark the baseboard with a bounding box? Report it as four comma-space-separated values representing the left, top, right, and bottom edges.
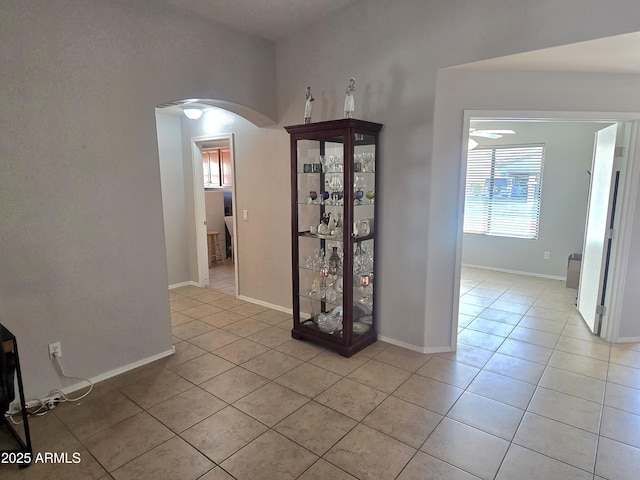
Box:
169, 281, 200, 289
238, 295, 292, 315
57, 346, 176, 395
616, 335, 640, 344
462, 263, 565, 281
377, 335, 454, 354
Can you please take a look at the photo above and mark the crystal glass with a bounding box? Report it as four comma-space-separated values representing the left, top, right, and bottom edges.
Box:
365, 190, 375, 204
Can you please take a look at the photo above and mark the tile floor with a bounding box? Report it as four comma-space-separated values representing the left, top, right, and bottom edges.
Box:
1, 266, 639, 479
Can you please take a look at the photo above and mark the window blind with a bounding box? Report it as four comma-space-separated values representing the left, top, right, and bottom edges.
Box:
464, 144, 545, 239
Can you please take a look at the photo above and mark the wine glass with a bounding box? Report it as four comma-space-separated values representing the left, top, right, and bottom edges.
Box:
354, 174, 366, 205
329, 175, 343, 205
320, 155, 329, 173
365, 190, 375, 204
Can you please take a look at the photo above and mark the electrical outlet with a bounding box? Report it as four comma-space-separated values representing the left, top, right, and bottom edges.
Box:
543, 251, 550, 260
48, 341, 62, 359
243, 209, 248, 221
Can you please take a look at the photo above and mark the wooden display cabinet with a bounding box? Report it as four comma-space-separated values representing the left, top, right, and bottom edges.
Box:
286, 119, 382, 357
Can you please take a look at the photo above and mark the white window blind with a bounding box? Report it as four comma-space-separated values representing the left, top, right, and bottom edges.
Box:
464, 144, 545, 239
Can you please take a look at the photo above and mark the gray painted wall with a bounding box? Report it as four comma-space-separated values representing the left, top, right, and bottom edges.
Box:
0, 0, 276, 397
274, 0, 640, 350
3, 0, 640, 400
462, 121, 608, 278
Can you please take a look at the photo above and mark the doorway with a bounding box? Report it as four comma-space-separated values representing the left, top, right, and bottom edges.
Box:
193, 134, 238, 296
456, 112, 639, 347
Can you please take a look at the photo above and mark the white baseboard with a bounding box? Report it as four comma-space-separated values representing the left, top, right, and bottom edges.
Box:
169, 281, 200, 289
616, 336, 640, 344
52, 346, 176, 396
238, 295, 292, 315
462, 264, 565, 281
377, 335, 454, 354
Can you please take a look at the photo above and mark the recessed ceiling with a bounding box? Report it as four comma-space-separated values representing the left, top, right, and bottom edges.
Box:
157, 0, 359, 41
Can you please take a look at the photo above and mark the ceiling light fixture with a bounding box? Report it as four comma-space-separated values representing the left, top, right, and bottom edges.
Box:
183, 108, 203, 120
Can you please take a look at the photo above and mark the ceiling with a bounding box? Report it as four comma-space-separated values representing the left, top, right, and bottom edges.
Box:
157, 1, 640, 69
158, 0, 359, 41
455, 31, 640, 74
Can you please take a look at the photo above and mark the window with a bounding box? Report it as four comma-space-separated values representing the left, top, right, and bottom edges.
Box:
464, 144, 545, 239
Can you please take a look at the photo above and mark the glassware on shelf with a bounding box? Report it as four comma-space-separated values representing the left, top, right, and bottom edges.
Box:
320, 155, 329, 173
354, 153, 363, 173
354, 174, 366, 205
329, 175, 343, 205
328, 247, 341, 275
362, 152, 375, 173
317, 311, 342, 334
354, 243, 364, 273
365, 190, 375, 204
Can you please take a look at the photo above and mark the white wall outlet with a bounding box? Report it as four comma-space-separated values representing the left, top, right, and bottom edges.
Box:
48, 341, 62, 359
543, 251, 550, 260
243, 209, 248, 221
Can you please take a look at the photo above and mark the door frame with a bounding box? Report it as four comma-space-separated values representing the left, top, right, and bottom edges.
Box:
601, 120, 640, 342
455, 110, 640, 345
191, 133, 239, 295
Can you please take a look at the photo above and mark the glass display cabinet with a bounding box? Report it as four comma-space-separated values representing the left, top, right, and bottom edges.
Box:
286, 119, 382, 357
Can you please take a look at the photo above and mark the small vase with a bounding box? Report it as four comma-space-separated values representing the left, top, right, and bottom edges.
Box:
328, 247, 341, 275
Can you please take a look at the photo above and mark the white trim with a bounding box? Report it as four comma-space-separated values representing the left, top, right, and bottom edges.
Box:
462, 263, 566, 281
25, 347, 176, 403
616, 336, 640, 344
76, 347, 175, 385
238, 295, 292, 315
168, 280, 200, 289
602, 120, 640, 342
191, 133, 238, 294
191, 138, 209, 287
378, 335, 454, 354
228, 134, 240, 298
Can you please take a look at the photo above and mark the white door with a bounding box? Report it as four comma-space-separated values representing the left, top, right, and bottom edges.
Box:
577, 124, 618, 334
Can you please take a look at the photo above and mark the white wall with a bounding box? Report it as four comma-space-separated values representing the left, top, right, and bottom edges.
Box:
205, 191, 226, 259
462, 121, 607, 278
0, 0, 276, 398
157, 113, 190, 285
434, 69, 640, 343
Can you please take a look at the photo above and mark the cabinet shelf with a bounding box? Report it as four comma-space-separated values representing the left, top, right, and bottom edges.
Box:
287, 118, 382, 357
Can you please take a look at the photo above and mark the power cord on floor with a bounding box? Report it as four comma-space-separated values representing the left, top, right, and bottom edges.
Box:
48, 353, 94, 402
7, 352, 94, 424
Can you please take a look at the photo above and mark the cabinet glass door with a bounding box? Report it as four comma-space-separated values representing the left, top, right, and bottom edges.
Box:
296, 137, 346, 340
351, 134, 376, 337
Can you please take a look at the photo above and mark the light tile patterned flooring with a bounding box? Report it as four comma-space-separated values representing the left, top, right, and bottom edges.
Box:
2, 266, 640, 479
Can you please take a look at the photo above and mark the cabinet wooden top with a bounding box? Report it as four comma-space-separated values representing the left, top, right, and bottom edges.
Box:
285, 118, 383, 135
